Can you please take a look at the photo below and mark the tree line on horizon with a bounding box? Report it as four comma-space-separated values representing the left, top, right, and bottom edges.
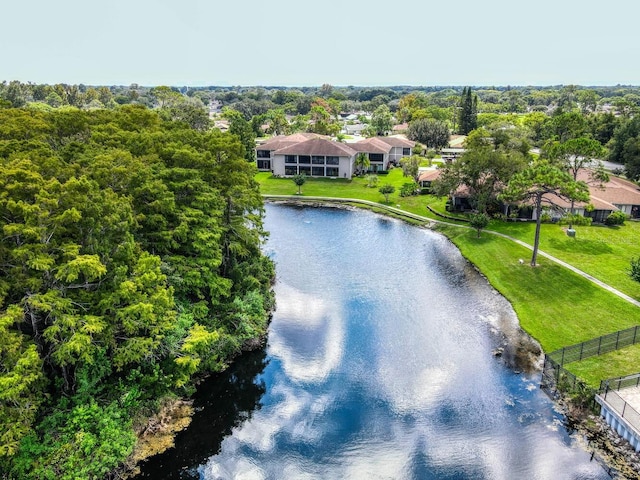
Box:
3, 81, 638, 180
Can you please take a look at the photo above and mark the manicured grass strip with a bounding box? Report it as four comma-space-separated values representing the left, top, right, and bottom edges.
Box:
565, 344, 640, 389
489, 219, 640, 300
434, 224, 640, 352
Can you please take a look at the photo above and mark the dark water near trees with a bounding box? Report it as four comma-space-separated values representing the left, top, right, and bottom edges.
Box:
137, 204, 609, 479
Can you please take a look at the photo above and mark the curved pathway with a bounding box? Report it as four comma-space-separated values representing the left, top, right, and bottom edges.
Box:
263, 194, 640, 308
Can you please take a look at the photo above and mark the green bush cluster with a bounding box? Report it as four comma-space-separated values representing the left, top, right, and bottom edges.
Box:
605, 211, 627, 225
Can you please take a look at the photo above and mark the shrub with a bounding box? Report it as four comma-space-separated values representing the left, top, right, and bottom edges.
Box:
558, 214, 592, 226
400, 182, 419, 197
469, 212, 490, 238
366, 174, 379, 188
630, 257, 640, 283
604, 211, 627, 226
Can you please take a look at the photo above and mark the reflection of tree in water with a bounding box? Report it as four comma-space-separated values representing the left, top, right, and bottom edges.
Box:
136, 349, 268, 479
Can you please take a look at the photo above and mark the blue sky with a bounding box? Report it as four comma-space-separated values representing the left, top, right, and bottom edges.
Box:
2, 0, 638, 86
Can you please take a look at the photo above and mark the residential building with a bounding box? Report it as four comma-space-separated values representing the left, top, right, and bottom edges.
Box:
255, 133, 324, 171
256, 134, 414, 179
272, 138, 358, 178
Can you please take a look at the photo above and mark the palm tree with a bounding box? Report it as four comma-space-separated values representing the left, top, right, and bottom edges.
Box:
355, 152, 370, 175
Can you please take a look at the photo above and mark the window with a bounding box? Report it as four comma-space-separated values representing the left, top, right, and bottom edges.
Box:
312, 156, 325, 164
257, 150, 271, 158
298, 155, 311, 164
285, 155, 297, 164
299, 166, 311, 175
369, 153, 384, 162
257, 160, 271, 170
326, 156, 339, 165
312, 166, 325, 176
285, 166, 298, 175
402, 147, 411, 156
326, 167, 339, 177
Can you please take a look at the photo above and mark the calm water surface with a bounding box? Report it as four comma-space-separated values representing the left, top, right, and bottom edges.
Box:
138, 204, 608, 479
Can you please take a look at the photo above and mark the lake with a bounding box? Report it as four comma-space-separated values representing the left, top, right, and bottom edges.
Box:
137, 203, 608, 479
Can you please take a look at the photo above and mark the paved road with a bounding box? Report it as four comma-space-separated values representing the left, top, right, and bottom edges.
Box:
264, 194, 640, 309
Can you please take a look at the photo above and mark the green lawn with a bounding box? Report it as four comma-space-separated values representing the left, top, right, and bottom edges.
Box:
256, 169, 411, 203
257, 172, 640, 381
435, 225, 640, 351
489, 220, 640, 301
566, 344, 640, 389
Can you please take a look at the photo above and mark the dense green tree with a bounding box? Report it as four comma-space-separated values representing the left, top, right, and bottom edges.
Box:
370, 104, 393, 136
399, 155, 421, 180
458, 87, 477, 135
265, 109, 288, 135
588, 112, 620, 146
433, 147, 527, 214
292, 174, 306, 194
469, 212, 490, 238
500, 160, 590, 266
545, 137, 607, 227
608, 117, 640, 180
543, 111, 588, 142
407, 118, 449, 150
0, 105, 274, 478
222, 108, 257, 161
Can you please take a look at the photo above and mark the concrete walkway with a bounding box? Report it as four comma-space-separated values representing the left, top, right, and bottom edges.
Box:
263, 194, 640, 309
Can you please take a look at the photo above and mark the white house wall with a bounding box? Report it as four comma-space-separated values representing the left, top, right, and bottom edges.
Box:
615, 204, 632, 215
273, 154, 286, 176
388, 146, 411, 164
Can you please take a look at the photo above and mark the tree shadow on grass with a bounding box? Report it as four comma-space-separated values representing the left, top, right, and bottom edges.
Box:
547, 236, 614, 255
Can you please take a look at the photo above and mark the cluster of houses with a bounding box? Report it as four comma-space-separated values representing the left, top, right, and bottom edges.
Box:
255, 133, 415, 179
418, 168, 640, 222
256, 133, 640, 224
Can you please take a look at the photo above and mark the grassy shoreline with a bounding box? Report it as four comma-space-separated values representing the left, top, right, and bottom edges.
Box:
257, 171, 640, 383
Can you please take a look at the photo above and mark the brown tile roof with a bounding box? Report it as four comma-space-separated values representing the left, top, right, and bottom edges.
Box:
417, 169, 441, 183
593, 177, 640, 206
348, 137, 393, 154
274, 138, 357, 157
376, 136, 415, 148
257, 133, 324, 151
530, 170, 640, 212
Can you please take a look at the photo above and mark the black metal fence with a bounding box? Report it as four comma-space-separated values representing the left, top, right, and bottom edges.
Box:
548, 326, 640, 367
540, 325, 640, 399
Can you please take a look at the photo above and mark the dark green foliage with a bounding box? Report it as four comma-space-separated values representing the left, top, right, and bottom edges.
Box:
558, 214, 592, 227
630, 257, 640, 283
292, 174, 306, 194
608, 117, 640, 181
399, 182, 419, 197
378, 183, 395, 202
407, 118, 449, 150
604, 211, 627, 226
458, 87, 477, 135
0, 106, 274, 477
469, 212, 490, 238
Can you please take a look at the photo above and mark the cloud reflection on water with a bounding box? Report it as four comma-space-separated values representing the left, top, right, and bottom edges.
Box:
199, 205, 607, 480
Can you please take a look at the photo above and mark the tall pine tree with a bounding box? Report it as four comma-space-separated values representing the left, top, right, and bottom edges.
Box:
458, 87, 478, 135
